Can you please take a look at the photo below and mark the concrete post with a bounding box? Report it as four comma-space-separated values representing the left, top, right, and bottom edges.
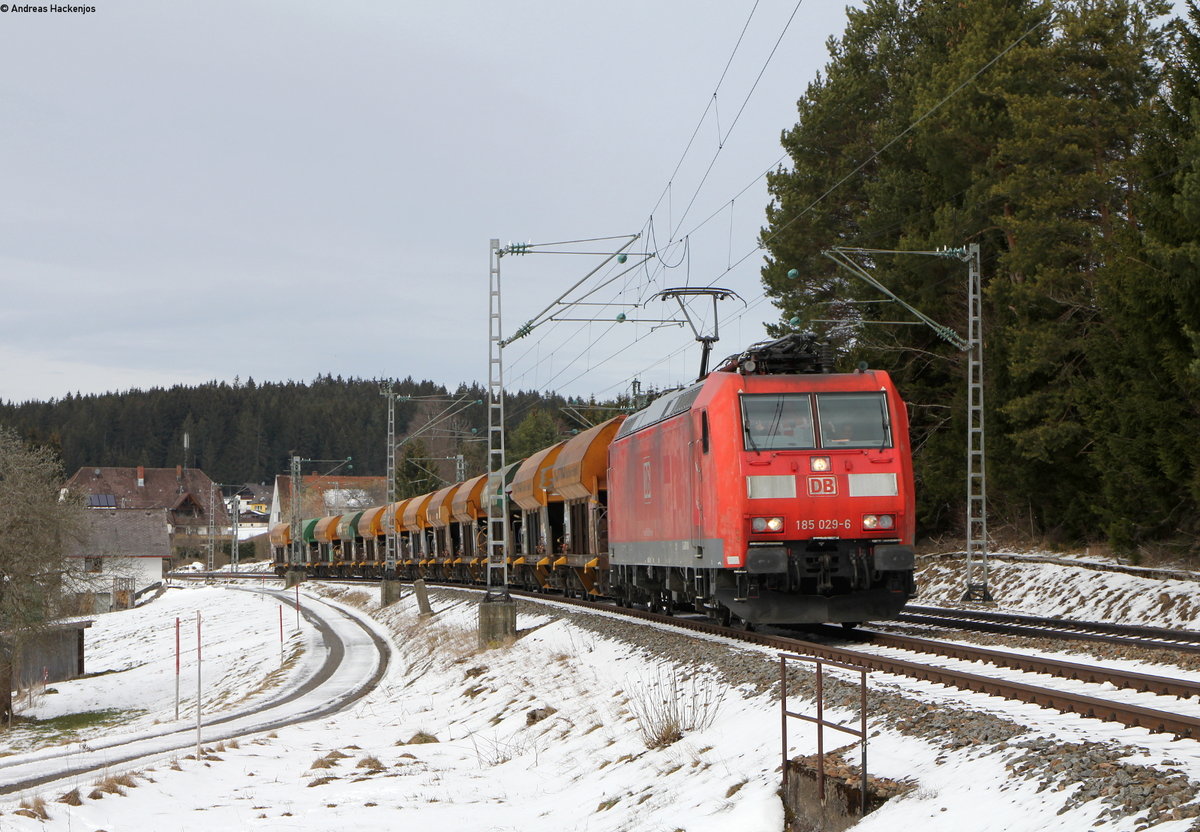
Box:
381, 579, 403, 607
477, 594, 516, 649
412, 578, 433, 617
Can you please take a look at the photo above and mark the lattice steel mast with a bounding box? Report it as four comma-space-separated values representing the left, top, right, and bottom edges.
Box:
206, 481, 217, 575
483, 232, 648, 602
383, 382, 398, 577
961, 244, 991, 601
823, 244, 991, 602
486, 238, 510, 598
231, 495, 239, 569
289, 454, 303, 569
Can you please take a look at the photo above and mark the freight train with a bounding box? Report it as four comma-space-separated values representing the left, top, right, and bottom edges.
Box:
270, 334, 916, 626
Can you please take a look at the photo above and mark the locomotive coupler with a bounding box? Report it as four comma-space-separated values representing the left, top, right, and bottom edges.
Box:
817, 551, 834, 594
734, 570, 759, 602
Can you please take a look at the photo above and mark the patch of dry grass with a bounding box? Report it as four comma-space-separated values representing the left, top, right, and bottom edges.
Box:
91, 772, 139, 797
402, 731, 439, 745
15, 796, 49, 820
309, 750, 350, 770
596, 796, 621, 811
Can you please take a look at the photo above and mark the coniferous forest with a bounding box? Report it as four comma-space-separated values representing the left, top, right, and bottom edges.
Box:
761, 0, 1200, 556
0, 377, 581, 496
3, 0, 1199, 559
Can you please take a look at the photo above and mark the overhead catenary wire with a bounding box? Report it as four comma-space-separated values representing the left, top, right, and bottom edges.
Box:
664, 0, 806, 245
643, 0, 763, 226
589, 21, 1055, 398
509, 6, 1053, 408
501, 2, 799, 397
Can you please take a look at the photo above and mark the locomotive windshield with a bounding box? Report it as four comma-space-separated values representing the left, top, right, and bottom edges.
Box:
742, 394, 816, 449
742, 392, 891, 450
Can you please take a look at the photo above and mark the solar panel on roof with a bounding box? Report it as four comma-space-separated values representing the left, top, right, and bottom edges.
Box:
87, 494, 116, 508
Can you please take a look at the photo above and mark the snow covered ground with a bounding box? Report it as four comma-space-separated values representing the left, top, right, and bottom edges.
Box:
0, 554, 1197, 831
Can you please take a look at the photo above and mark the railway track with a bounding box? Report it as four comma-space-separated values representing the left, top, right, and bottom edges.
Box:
809, 625, 1200, 698
196, 573, 1200, 739
893, 603, 1200, 653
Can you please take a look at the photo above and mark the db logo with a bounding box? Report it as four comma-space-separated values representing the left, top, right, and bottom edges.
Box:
807, 475, 838, 496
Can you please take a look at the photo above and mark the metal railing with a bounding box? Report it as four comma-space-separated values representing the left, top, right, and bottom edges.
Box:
780, 652, 869, 816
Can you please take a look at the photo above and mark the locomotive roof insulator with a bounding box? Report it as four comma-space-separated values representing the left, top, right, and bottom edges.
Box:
719, 332, 837, 376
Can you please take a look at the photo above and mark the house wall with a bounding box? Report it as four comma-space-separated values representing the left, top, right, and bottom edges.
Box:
69, 556, 166, 602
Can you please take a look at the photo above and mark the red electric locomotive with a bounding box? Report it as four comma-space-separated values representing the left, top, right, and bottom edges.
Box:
607, 334, 916, 626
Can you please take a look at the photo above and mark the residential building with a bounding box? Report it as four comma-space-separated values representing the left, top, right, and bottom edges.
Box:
63, 465, 231, 565
269, 474, 389, 528
64, 509, 171, 612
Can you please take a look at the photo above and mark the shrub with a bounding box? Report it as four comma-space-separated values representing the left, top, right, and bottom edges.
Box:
627, 663, 726, 750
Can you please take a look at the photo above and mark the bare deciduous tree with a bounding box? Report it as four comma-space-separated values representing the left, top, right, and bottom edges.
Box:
0, 427, 84, 723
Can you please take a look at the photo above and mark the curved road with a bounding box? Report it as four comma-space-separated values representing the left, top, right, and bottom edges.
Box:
0, 587, 390, 795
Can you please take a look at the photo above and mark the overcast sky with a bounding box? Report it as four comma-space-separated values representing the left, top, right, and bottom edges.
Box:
0, 1, 968, 405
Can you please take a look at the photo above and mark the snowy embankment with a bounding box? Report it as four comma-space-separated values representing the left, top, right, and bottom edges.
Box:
0, 556, 1198, 831
0, 581, 385, 795
916, 551, 1200, 629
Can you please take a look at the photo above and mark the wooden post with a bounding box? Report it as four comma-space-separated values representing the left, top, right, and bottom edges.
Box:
0, 651, 11, 727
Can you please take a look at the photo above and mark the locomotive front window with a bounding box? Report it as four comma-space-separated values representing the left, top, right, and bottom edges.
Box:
742, 392, 892, 450
742, 394, 816, 450
814, 392, 892, 449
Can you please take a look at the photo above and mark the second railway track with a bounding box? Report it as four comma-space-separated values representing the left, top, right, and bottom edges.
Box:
199, 574, 1200, 739
895, 603, 1200, 653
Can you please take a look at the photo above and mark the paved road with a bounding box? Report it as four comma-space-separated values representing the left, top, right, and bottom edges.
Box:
0, 588, 390, 795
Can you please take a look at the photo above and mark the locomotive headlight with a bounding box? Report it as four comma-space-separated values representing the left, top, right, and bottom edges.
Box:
863, 514, 895, 530
751, 516, 785, 533
810, 456, 831, 472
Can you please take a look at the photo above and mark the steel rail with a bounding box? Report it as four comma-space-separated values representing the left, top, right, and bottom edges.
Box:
188, 573, 1200, 738
815, 626, 1200, 699
901, 604, 1200, 649
572, 599, 1200, 738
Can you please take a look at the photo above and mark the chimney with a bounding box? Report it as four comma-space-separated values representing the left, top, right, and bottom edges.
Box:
137, 466, 145, 488
176, 465, 183, 482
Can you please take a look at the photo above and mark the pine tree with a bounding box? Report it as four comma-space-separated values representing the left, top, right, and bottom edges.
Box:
760, 0, 1172, 543
507, 409, 564, 462
1085, 0, 1200, 552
